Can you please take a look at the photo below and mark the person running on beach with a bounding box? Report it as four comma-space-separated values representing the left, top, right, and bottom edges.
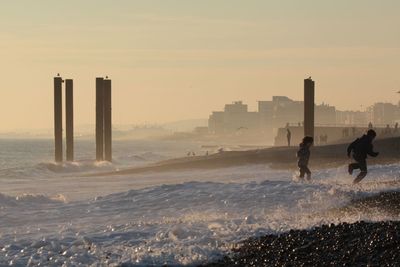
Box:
347, 129, 379, 184
297, 136, 314, 181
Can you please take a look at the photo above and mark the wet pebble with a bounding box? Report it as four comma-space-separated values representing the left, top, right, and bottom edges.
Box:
201, 220, 400, 267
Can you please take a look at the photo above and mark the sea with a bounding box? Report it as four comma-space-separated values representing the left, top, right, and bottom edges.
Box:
0, 138, 399, 266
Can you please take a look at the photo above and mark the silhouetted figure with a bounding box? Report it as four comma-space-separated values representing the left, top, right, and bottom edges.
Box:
297, 136, 314, 181
395, 123, 399, 133
368, 122, 373, 129
192, 152, 196, 156
206, 151, 209, 156
347, 129, 379, 184
385, 124, 391, 135
286, 128, 292, 147
187, 152, 191, 157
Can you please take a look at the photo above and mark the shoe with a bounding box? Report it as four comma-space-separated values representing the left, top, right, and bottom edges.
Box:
348, 165, 353, 175
353, 172, 367, 184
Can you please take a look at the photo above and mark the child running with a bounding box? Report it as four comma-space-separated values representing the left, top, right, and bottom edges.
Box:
297, 136, 314, 181
347, 129, 379, 184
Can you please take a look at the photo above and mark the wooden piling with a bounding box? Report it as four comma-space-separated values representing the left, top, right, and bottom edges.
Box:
65, 79, 74, 161
54, 76, 63, 162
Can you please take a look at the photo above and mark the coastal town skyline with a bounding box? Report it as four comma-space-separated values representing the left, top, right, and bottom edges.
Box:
2, 2, 400, 266
1, 0, 400, 131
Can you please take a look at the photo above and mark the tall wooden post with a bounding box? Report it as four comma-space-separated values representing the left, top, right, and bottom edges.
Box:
304, 78, 315, 138
96, 77, 105, 161
54, 76, 63, 163
104, 79, 112, 162
65, 79, 74, 161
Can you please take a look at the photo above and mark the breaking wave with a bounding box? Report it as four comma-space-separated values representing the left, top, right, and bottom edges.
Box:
1, 164, 400, 266
0, 192, 67, 207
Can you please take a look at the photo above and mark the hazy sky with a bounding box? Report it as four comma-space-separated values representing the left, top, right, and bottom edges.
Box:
1, 0, 400, 131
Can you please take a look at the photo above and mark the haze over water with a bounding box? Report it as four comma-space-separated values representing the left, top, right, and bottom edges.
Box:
1, 1, 400, 131
1, 1, 400, 266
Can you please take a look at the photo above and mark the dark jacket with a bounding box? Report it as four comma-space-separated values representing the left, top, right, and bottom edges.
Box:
347, 135, 379, 161
297, 144, 310, 166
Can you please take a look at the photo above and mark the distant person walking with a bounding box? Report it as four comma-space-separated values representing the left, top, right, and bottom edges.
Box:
286, 128, 292, 147
347, 129, 379, 184
297, 136, 314, 181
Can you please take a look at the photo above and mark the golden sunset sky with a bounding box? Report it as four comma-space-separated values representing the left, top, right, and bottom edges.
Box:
1, 0, 399, 131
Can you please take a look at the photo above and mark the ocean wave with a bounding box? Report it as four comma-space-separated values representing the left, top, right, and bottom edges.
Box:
1, 164, 400, 266
0, 160, 117, 180
114, 151, 168, 163
0, 192, 67, 207
37, 160, 116, 173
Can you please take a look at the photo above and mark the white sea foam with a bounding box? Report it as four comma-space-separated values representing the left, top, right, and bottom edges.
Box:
1, 139, 400, 266
1, 163, 400, 266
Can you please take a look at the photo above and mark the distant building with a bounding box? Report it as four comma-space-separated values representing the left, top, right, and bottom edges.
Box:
208, 101, 259, 134
336, 110, 368, 126
209, 98, 400, 136
316, 103, 336, 125
259, 97, 336, 128
368, 102, 400, 125
259, 96, 303, 129
193, 126, 209, 135
210, 98, 336, 134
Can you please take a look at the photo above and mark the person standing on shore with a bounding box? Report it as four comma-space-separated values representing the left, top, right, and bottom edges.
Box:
286, 128, 292, 147
347, 129, 379, 184
297, 136, 314, 181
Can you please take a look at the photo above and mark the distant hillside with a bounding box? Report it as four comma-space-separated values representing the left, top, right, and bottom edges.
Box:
163, 119, 208, 132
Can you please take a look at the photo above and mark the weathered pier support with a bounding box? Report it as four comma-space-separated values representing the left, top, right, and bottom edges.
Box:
104, 78, 112, 162
304, 77, 315, 138
95, 77, 112, 162
54, 76, 63, 163
53, 75, 111, 163
65, 79, 74, 161
96, 77, 105, 161
53, 75, 75, 162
